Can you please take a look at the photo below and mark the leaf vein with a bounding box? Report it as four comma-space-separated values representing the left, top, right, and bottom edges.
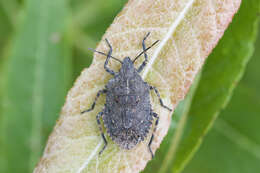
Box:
142, 0, 196, 79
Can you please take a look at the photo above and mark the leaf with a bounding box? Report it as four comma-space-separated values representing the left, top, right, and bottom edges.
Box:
0, 3, 11, 172
171, 1, 260, 172
183, 24, 260, 173
0, 1, 13, 124
0, 3, 13, 53
0, 0, 19, 27
0, 0, 72, 172
34, 0, 241, 172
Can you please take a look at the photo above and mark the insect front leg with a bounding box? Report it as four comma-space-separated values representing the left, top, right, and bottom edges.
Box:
96, 111, 108, 155
104, 39, 116, 75
81, 89, 107, 114
137, 32, 150, 73
149, 85, 172, 111
148, 112, 159, 158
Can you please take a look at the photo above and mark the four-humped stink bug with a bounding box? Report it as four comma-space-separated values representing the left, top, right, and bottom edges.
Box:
81, 32, 172, 158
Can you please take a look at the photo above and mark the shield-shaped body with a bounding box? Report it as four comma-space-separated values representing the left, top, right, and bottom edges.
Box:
81, 34, 172, 158
103, 57, 153, 149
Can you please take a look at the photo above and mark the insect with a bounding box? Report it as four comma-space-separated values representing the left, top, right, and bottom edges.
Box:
81, 33, 172, 158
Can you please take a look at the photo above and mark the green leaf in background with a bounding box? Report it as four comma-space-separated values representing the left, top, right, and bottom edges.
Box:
0, 0, 72, 172
183, 19, 260, 173
143, 72, 201, 173
0, 2, 13, 52
0, 1, 13, 121
0, 0, 19, 28
143, 1, 260, 172
173, 1, 260, 172
0, 1, 17, 170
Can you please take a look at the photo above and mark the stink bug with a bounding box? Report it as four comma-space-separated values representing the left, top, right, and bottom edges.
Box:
81, 33, 172, 158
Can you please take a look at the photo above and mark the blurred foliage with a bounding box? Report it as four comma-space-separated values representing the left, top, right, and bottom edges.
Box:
0, 0, 259, 173
183, 21, 260, 173
0, 1, 13, 53
1, 0, 72, 172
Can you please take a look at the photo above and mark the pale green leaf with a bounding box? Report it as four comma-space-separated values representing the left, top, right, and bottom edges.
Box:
34, 0, 241, 172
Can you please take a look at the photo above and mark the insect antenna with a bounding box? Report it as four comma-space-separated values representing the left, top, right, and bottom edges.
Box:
133, 40, 159, 63
88, 48, 123, 64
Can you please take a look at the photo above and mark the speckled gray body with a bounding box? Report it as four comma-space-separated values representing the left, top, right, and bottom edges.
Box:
103, 57, 152, 149
81, 33, 172, 158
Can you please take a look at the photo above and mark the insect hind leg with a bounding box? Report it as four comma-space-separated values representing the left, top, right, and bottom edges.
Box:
96, 111, 108, 155
148, 112, 159, 158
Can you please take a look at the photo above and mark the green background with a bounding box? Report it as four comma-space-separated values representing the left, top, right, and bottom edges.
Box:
0, 0, 259, 172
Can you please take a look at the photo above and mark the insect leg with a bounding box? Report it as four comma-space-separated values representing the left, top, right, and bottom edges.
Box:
104, 39, 116, 75
149, 85, 172, 111
148, 112, 159, 158
81, 89, 107, 114
137, 32, 150, 73
96, 111, 108, 155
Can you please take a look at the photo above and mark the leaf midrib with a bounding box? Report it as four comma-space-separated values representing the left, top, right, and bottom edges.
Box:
77, 140, 103, 173
141, 0, 196, 79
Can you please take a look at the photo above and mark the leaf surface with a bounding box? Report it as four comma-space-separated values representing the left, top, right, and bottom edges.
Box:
34, 0, 241, 172
0, 0, 71, 172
